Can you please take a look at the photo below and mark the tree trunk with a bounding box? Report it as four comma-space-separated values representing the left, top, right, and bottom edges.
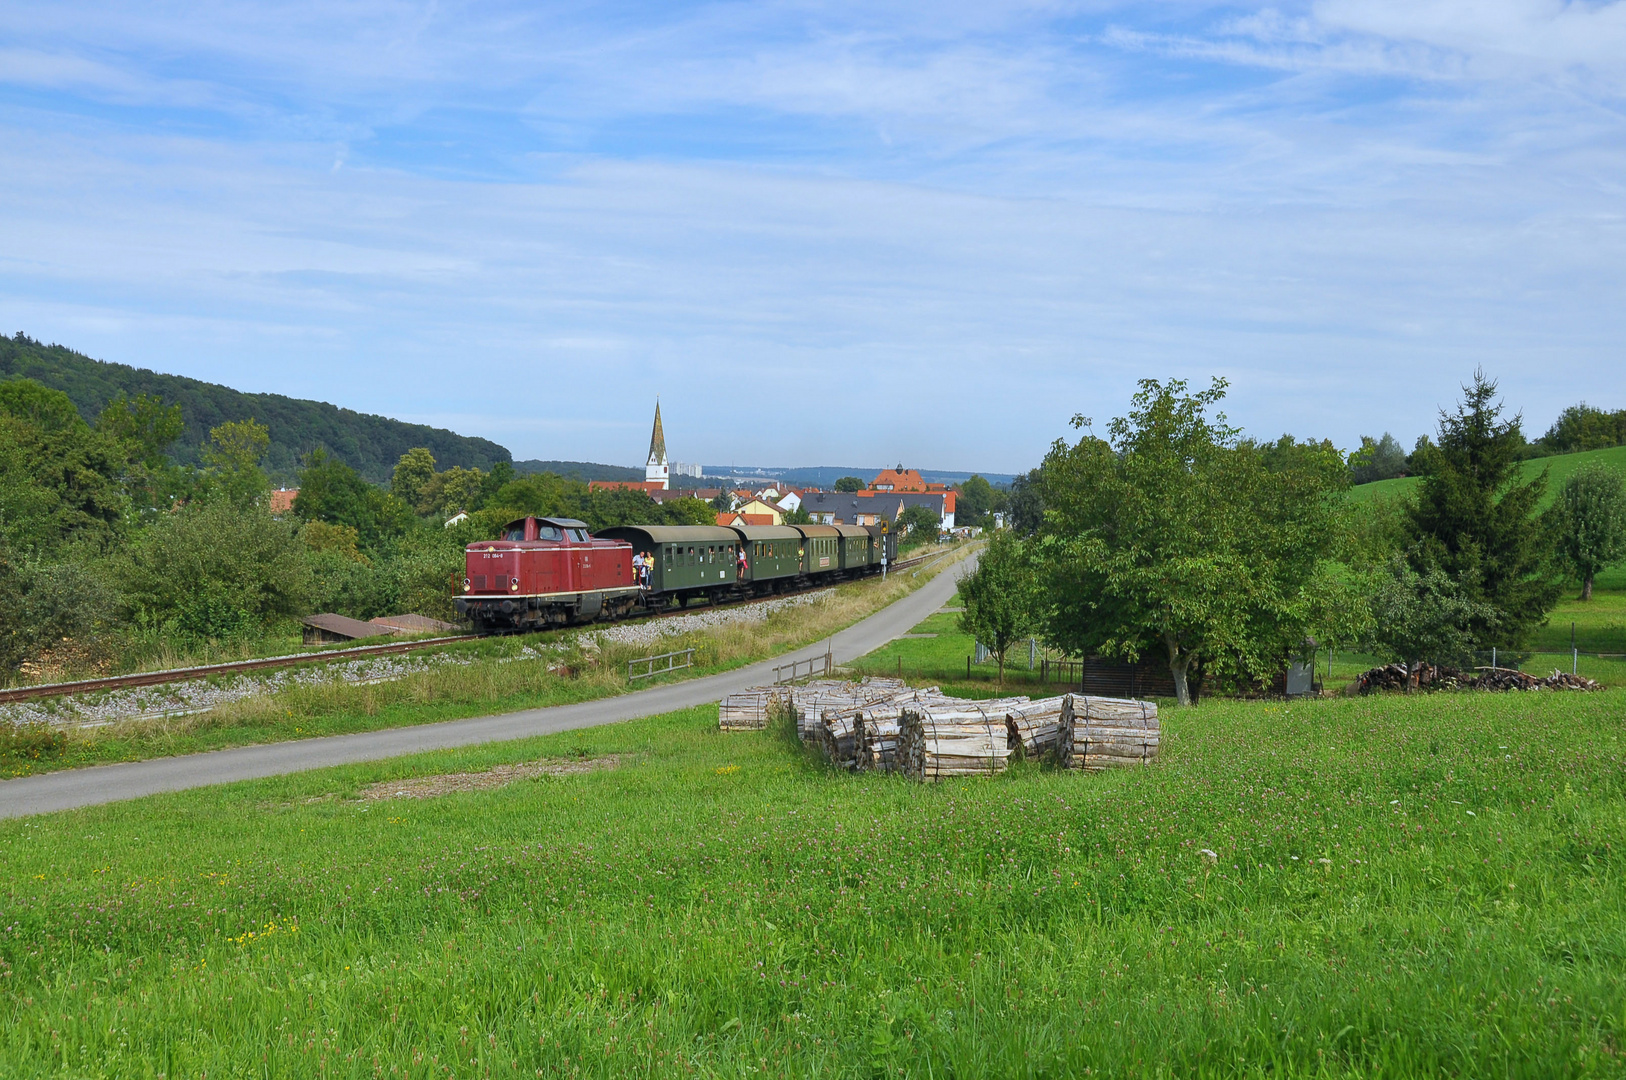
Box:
1583, 573, 1594, 601
1165, 632, 1192, 706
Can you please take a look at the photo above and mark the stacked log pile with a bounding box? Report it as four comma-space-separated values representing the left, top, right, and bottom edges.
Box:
1356, 663, 1603, 694
1055, 694, 1159, 770
855, 705, 904, 772
896, 704, 1012, 781
719, 689, 784, 731
1005, 696, 1067, 760
816, 708, 862, 769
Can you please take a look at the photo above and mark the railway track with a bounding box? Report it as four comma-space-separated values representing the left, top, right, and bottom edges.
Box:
0, 549, 948, 707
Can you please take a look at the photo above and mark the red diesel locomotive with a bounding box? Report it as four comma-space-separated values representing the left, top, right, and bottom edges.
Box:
453, 517, 642, 632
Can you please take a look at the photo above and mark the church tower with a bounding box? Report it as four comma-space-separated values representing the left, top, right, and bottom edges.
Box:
644, 401, 669, 489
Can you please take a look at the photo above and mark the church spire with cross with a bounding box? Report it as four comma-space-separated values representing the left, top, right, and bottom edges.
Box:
644, 400, 669, 489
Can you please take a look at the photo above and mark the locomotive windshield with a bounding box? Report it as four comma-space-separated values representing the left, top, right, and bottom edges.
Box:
538, 525, 562, 541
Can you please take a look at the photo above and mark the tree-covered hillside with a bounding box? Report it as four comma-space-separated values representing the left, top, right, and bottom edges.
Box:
513, 459, 641, 483
0, 333, 509, 483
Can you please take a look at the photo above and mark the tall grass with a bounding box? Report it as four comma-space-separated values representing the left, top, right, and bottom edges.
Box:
3, 686, 1623, 1076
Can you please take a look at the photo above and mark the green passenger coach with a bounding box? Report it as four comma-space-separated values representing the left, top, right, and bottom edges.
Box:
596, 525, 740, 600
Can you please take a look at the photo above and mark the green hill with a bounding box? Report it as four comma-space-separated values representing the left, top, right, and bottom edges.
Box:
1347, 444, 1626, 508
513, 460, 642, 483
0, 333, 510, 484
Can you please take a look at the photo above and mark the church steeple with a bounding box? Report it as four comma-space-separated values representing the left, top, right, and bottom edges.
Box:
644, 401, 669, 489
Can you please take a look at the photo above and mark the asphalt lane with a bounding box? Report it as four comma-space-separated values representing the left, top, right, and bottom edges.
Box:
0, 552, 975, 819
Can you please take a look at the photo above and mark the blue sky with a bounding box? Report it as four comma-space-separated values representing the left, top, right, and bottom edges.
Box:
1, 1, 1623, 473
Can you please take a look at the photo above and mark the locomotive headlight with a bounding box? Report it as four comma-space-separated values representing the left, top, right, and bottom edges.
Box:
509, 578, 520, 592
462, 577, 471, 592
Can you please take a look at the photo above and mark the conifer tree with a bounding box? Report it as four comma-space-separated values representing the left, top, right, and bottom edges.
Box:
1404, 371, 1560, 646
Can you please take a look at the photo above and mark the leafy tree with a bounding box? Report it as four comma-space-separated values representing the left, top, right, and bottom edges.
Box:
301, 520, 368, 564
0, 378, 81, 432
1538, 403, 1626, 454
955, 474, 996, 527
895, 505, 941, 543
96, 393, 183, 470
1361, 555, 1493, 679
1552, 462, 1626, 601
119, 500, 310, 643
1034, 379, 1347, 706
710, 490, 734, 512
834, 476, 865, 493
422, 465, 486, 516
1404, 371, 1561, 647
391, 448, 437, 510
203, 419, 271, 509
293, 449, 409, 551
1349, 433, 1408, 484
958, 529, 1038, 683
783, 506, 812, 525
0, 381, 131, 553
474, 460, 515, 510
1006, 468, 1044, 536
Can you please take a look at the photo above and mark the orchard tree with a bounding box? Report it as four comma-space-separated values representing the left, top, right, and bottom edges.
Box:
1405, 371, 1560, 645
1034, 378, 1347, 705
1553, 462, 1626, 601
957, 529, 1037, 684
1361, 556, 1494, 681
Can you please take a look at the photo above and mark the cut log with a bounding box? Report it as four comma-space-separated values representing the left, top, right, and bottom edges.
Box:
897, 704, 1012, 782
719, 689, 783, 731
1055, 694, 1158, 771
1005, 696, 1067, 759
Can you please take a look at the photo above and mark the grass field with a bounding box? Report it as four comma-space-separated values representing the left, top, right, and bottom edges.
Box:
1346, 444, 1626, 507
1, 548, 975, 780
3, 685, 1623, 1077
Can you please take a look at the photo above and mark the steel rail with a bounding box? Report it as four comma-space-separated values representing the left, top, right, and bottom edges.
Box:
0, 636, 480, 705
0, 549, 948, 706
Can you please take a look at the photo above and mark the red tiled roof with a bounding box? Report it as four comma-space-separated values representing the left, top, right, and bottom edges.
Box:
269, 488, 298, 513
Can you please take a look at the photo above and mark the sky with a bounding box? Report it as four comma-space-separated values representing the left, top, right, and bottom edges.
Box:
1, 1, 1623, 474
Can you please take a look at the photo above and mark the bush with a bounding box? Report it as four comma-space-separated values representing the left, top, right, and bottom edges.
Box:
120, 499, 310, 644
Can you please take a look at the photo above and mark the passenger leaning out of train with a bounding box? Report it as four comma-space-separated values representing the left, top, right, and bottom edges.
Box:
632, 551, 646, 588
736, 547, 748, 581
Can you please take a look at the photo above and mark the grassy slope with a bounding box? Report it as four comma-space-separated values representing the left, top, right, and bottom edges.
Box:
3, 548, 975, 779
3, 689, 1623, 1077
1346, 444, 1626, 506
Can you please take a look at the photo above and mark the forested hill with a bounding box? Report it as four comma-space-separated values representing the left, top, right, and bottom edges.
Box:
514, 460, 641, 483
0, 334, 509, 483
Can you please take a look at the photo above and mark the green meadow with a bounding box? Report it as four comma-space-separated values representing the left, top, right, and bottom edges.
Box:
1345, 444, 1626, 507
3, 684, 1624, 1077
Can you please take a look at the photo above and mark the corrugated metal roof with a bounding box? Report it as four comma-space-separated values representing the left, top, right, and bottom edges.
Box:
369, 613, 459, 633
302, 614, 393, 640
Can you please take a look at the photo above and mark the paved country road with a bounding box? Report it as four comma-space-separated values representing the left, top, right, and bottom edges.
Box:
0, 552, 976, 819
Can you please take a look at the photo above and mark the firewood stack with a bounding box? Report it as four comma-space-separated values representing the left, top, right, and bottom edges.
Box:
1005, 696, 1067, 759
1055, 694, 1159, 770
897, 703, 1013, 782
718, 689, 784, 731
855, 705, 903, 772
817, 708, 863, 769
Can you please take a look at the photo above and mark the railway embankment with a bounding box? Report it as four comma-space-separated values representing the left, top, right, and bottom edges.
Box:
1, 543, 977, 782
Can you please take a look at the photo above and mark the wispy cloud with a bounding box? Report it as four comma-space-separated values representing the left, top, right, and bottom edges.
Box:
0, 0, 1622, 469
